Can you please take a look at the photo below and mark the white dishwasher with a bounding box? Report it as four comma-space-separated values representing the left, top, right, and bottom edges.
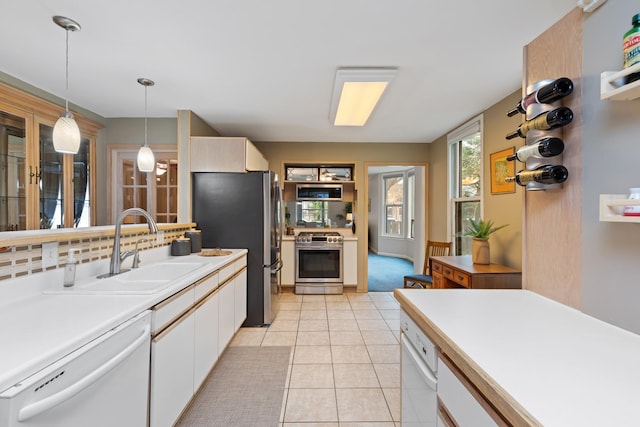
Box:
400, 309, 438, 427
0, 310, 151, 427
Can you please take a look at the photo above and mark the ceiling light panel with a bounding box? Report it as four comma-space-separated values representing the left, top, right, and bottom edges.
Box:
329, 67, 397, 127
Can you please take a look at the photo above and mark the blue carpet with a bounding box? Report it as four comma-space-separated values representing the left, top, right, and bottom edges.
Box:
368, 252, 414, 292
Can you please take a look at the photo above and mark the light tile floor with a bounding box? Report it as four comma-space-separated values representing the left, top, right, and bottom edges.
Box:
229, 291, 401, 427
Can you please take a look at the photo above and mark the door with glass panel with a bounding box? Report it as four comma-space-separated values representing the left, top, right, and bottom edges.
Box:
0, 84, 99, 231
113, 149, 178, 223
0, 110, 27, 231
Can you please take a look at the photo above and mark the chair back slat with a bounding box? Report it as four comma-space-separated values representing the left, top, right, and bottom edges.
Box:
423, 240, 452, 275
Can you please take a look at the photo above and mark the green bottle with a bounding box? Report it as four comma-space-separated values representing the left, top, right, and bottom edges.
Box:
623, 13, 640, 84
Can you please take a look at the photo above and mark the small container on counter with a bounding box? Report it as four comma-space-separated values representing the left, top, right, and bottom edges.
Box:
171, 238, 191, 256
184, 230, 202, 253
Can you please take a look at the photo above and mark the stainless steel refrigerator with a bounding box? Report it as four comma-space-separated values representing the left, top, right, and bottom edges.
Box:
192, 171, 283, 326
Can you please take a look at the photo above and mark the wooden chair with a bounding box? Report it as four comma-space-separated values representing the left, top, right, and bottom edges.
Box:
403, 240, 452, 289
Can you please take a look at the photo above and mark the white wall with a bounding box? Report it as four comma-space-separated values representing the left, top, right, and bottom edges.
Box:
367, 167, 425, 266
581, 1, 640, 333
368, 174, 380, 252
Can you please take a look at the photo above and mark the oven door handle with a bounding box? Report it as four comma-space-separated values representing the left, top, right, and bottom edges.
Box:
401, 334, 437, 390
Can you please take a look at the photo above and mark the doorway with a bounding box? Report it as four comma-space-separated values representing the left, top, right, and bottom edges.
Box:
364, 163, 428, 292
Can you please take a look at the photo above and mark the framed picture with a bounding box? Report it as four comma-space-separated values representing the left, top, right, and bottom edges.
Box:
490, 147, 515, 194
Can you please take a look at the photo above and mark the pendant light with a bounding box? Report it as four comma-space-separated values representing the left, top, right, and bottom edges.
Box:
137, 78, 155, 172
52, 16, 82, 154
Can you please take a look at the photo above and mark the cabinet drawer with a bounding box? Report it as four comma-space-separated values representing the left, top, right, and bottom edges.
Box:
194, 270, 219, 301
432, 272, 443, 289
442, 266, 454, 280
452, 270, 470, 288
152, 285, 195, 334
236, 256, 247, 270
219, 261, 236, 283
431, 261, 442, 274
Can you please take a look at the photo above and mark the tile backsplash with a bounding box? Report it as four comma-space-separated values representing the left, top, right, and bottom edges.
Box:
0, 225, 192, 281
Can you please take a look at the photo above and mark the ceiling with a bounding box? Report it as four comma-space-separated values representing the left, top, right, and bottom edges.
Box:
2, 0, 578, 143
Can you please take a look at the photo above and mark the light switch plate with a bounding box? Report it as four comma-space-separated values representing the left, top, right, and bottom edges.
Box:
41, 242, 59, 268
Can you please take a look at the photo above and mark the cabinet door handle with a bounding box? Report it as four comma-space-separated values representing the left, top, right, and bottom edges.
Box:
29, 166, 41, 184
457, 275, 465, 281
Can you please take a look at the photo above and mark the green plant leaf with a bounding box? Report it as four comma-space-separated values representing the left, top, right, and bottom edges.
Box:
462, 218, 508, 240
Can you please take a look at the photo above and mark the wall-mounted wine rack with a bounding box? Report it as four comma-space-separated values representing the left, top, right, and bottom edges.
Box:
505, 78, 574, 191
526, 79, 564, 190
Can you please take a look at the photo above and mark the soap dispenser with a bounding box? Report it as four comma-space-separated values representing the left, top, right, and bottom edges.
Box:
63, 249, 79, 287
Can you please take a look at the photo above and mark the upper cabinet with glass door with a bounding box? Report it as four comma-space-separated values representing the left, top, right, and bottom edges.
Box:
0, 82, 102, 230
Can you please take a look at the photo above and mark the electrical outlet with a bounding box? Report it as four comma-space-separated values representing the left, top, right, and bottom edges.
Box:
156, 230, 164, 244
41, 242, 59, 268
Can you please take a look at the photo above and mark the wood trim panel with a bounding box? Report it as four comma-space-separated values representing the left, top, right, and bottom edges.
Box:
522, 7, 583, 308
0, 82, 103, 134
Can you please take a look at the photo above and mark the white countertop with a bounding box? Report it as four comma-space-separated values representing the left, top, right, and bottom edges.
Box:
395, 289, 640, 426
0, 249, 246, 393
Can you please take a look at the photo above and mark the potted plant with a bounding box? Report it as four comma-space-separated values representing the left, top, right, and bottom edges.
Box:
463, 218, 508, 264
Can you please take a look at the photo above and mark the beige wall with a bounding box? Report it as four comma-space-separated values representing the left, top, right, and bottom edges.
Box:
255, 141, 431, 290
427, 89, 524, 270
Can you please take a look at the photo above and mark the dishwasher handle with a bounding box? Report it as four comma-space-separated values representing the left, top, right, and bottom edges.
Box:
17, 323, 151, 422
401, 334, 437, 390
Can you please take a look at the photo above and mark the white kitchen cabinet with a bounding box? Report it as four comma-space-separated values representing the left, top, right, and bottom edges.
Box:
234, 268, 247, 332
437, 356, 499, 427
190, 136, 268, 172
194, 289, 219, 391
218, 276, 236, 355
343, 239, 358, 286
281, 239, 295, 286
149, 254, 247, 427
150, 308, 196, 427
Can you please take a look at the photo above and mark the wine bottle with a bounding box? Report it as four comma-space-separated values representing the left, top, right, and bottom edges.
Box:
506, 137, 564, 162
505, 107, 573, 140
507, 78, 574, 117
506, 165, 568, 186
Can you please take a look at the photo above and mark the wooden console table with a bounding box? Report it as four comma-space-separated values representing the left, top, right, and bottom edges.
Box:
430, 255, 521, 289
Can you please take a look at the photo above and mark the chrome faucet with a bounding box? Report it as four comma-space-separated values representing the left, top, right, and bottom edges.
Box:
100, 208, 158, 277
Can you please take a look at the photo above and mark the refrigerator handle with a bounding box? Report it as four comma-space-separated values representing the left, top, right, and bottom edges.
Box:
270, 258, 284, 274
275, 174, 284, 252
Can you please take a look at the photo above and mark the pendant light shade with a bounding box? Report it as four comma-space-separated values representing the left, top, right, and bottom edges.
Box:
52, 16, 81, 154
137, 145, 155, 172
137, 78, 155, 172
53, 111, 81, 153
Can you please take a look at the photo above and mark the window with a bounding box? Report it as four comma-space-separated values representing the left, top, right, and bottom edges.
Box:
297, 201, 329, 227
384, 175, 404, 236
448, 116, 483, 255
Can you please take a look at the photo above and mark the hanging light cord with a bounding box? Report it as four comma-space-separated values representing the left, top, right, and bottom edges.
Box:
144, 84, 148, 147
64, 28, 70, 111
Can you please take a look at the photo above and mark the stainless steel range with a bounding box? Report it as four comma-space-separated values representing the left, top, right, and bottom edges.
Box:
295, 231, 343, 294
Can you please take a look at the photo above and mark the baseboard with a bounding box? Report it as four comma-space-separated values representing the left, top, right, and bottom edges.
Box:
374, 251, 413, 263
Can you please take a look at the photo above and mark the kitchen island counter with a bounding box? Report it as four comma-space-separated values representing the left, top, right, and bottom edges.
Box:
395, 288, 640, 426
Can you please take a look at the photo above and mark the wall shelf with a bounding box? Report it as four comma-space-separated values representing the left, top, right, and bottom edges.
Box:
599, 194, 640, 222
601, 63, 640, 101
